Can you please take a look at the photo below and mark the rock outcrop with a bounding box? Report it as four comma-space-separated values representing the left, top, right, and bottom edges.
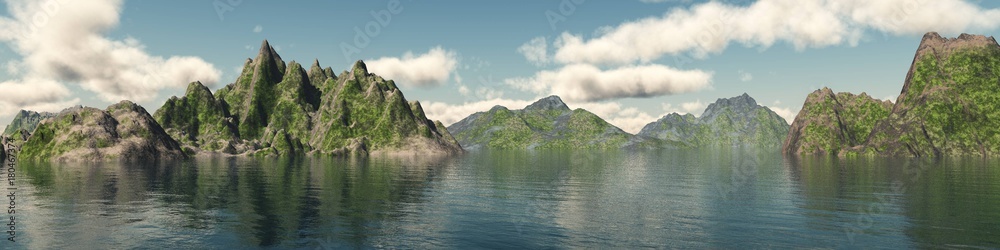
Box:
20, 101, 186, 162
639, 93, 790, 147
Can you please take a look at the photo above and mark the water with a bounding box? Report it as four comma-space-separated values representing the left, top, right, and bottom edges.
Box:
5, 148, 1000, 249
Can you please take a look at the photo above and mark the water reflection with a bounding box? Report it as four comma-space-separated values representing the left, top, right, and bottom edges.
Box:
19, 156, 454, 249
10, 150, 1000, 249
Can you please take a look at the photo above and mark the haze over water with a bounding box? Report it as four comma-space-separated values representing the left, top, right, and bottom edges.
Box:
7, 148, 1000, 249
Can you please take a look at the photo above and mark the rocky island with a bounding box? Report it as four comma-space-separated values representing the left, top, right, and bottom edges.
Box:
638, 93, 790, 148
447, 96, 652, 150
19, 101, 185, 162
12, 40, 462, 162
784, 32, 1000, 157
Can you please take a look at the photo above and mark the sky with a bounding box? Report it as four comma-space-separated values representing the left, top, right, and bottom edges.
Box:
2, 0, 1000, 133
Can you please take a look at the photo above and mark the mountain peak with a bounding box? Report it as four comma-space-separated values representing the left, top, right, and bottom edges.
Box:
524, 95, 569, 111
916, 32, 998, 58
258, 39, 275, 56
701, 93, 760, 120
714, 93, 758, 107
351, 60, 368, 76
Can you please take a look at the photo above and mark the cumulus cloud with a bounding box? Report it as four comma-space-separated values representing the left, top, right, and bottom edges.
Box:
423, 98, 535, 126
253, 25, 263, 33
518, 36, 550, 66
738, 70, 753, 82
505, 64, 712, 102
0, 0, 222, 105
768, 105, 798, 125
550, 0, 1000, 65
366, 47, 459, 87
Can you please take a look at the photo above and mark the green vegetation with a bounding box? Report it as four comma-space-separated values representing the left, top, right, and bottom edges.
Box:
787, 32, 1000, 157
156, 41, 461, 156
2, 110, 56, 136
447, 96, 637, 150
20, 101, 185, 162
639, 93, 790, 148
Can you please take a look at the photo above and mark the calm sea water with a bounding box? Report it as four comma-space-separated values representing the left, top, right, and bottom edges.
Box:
4, 148, 999, 249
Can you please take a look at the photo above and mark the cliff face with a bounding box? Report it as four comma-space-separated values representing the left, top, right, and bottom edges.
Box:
447, 96, 644, 150
786, 32, 1000, 157
157, 40, 462, 156
20, 101, 186, 162
639, 93, 790, 148
782, 88, 892, 155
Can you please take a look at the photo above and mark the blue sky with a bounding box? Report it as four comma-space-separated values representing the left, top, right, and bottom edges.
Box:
2, 0, 1000, 133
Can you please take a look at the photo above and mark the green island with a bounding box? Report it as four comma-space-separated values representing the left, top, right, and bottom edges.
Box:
783, 32, 1000, 157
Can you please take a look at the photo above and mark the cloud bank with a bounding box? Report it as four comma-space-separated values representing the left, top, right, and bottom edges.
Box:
551, 0, 1000, 66
506, 64, 712, 102
0, 0, 221, 114
366, 47, 459, 87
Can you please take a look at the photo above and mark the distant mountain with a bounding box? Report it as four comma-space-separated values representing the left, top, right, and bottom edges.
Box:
2, 110, 56, 136
20, 101, 185, 162
638, 93, 790, 147
155, 40, 462, 156
785, 32, 1000, 157
447, 96, 653, 150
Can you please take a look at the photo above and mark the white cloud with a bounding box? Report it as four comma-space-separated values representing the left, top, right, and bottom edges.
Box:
768, 106, 798, 124
518, 36, 550, 66
739, 70, 753, 82
253, 25, 263, 33
661, 99, 708, 116
550, 0, 1000, 66
505, 64, 712, 102
0, 0, 222, 105
680, 100, 707, 114
883, 95, 896, 103
423, 98, 535, 126
366, 47, 459, 87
